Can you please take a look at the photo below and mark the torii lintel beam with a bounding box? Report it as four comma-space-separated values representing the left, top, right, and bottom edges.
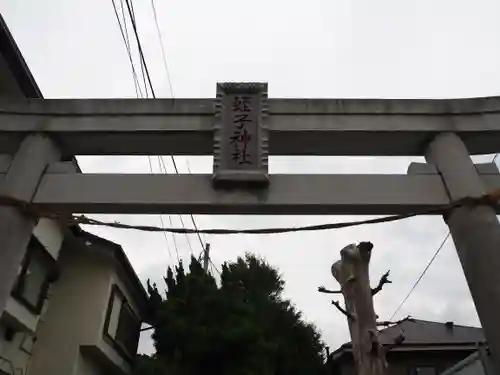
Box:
1, 96, 500, 156
0, 161, 494, 215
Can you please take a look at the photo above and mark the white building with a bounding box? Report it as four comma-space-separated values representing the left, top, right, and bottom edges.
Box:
0, 14, 150, 375
27, 227, 149, 375
0, 222, 149, 375
0, 218, 64, 374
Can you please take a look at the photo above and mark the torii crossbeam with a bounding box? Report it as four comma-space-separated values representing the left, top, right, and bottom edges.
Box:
0, 93, 500, 215
1, 95, 500, 156
1, 83, 500, 372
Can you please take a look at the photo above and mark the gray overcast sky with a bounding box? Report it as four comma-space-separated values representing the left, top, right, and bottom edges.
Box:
2, 0, 500, 354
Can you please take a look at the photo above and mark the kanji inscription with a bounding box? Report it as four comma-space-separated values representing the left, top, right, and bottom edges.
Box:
213, 82, 269, 185
229, 94, 256, 167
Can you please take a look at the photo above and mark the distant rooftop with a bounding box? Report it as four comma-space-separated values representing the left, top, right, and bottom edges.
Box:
332, 319, 485, 360
377, 319, 484, 346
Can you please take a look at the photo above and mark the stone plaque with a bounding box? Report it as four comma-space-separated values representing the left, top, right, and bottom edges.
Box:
213, 82, 269, 186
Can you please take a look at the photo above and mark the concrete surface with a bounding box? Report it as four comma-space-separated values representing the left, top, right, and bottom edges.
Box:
1, 96, 500, 156
25, 172, 500, 215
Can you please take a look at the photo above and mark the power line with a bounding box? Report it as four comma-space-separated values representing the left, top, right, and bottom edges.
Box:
119, 0, 132, 56
111, 0, 177, 264
169, 156, 205, 252
157, 156, 194, 256
154, 157, 181, 263
389, 153, 500, 320
147, 157, 177, 262
159, 215, 177, 262
147, 0, 205, 251
389, 232, 450, 320
147, 155, 177, 264
210, 258, 222, 275
119, 0, 143, 98
150, 0, 174, 98
147, 1, 206, 254
197, 248, 205, 262
111, 0, 142, 97
122, 0, 202, 259
123, 0, 206, 255
125, 0, 149, 97
124, 0, 156, 98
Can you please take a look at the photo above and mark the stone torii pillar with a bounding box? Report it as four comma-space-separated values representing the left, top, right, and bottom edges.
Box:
0, 134, 61, 315
425, 132, 500, 372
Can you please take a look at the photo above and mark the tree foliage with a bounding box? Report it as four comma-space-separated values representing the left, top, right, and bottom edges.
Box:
138, 254, 326, 375
134, 354, 167, 375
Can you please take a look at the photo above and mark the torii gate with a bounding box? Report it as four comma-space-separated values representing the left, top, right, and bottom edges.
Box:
1, 82, 500, 369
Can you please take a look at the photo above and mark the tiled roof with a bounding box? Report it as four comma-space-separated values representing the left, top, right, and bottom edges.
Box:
332, 319, 485, 359
377, 319, 484, 346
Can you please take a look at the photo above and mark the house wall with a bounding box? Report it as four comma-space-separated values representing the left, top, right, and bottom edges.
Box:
2, 218, 64, 330
3, 298, 39, 333
331, 350, 477, 375
75, 354, 104, 375
26, 243, 112, 375
450, 359, 485, 375
0, 326, 34, 375
33, 219, 64, 260
391, 350, 478, 375
0, 219, 64, 375
27, 239, 140, 375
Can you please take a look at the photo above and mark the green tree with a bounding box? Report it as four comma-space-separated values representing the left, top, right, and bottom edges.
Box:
133, 354, 167, 375
143, 254, 326, 375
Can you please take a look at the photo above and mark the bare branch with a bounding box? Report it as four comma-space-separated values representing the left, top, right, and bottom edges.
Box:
318, 286, 342, 294
380, 318, 411, 352
371, 270, 392, 296
376, 321, 394, 327
368, 330, 385, 359
332, 300, 355, 320
331, 261, 342, 282
377, 315, 414, 327
384, 333, 405, 352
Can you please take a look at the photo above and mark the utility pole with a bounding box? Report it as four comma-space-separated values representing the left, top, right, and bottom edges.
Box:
203, 243, 211, 273
320, 242, 400, 375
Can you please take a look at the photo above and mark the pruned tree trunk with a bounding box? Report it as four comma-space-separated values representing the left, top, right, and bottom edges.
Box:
331, 242, 387, 375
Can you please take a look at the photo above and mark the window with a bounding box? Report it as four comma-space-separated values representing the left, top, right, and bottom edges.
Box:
116, 303, 141, 355
413, 366, 437, 375
103, 285, 141, 360
12, 236, 58, 314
